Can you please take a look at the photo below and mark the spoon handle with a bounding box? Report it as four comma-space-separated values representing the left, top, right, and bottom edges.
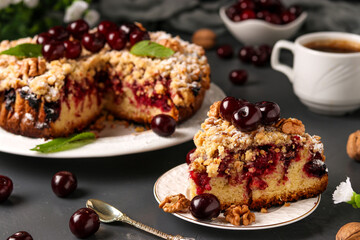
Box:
119, 214, 194, 240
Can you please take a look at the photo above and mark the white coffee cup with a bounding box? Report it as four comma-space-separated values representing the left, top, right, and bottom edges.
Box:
271, 32, 360, 115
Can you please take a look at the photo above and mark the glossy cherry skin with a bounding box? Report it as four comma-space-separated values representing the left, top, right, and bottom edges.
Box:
119, 22, 138, 38
256, 10, 270, 20
69, 208, 100, 239
42, 41, 65, 61
186, 148, 196, 165
219, 96, 243, 122
151, 114, 176, 137
255, 101, 280, 124
238, 46, 256, 63
216, 44, 233, 59
190, 193, 221, 220
258, 44, 272, 57
0, 175, 13, 202
237, 0, 255, 10
36, 32, 53, 45
106, 30, 127, 50
7, 231, 33, 240
98, 20, 118, 36
67, 19, 89, 39
82, 32, 106, 53
48, 26, 69, 41
64, 40, 82, 59
265, 13, 282, 25
226, 4, 239, 20
229, 70, 248, 85
251, 50, 268, 66
129, 28, 150, 46
51, 171, 77, 197
232, 103, 262, 132
281, 10, 296, 24
240, 9, 256, 20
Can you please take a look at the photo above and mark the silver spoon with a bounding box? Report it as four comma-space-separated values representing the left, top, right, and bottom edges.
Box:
86, 199, 195, 240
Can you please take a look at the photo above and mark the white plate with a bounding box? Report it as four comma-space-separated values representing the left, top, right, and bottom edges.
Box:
0, 83, 225, 158
153, 164, 321, 230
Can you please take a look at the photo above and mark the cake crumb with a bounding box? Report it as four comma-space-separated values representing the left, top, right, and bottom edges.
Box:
135, 126, 145, 132
284, 202, 291, 207
260, 208, 268, 213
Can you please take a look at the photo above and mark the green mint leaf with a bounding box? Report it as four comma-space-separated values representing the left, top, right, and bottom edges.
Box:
130, 40, 174, 58
0, 43, 42, 58
30, 132, 96, 153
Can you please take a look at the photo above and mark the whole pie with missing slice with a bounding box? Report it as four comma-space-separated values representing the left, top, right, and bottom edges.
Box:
0, 24, 210, 138
188, 98, 328, 210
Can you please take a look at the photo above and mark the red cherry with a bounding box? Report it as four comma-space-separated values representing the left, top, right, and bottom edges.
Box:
232, 103, 262, 132
6, 231, 33, 240
106, 30, 127, 50
226, 4, 240, 20
48, 26, 69, 41
151, 114, 176, 137
36, 32, 53, 45
42, 41, 65, 61
240, 9, 256, 20
216, 44, 233, 59
229, 70, 248, 85
98, 20, 118, 36
255, 101, 280, 124
51, 171, 77, 197
281, 11, 296, 24
81, 32, 106, 53
67, 19, 89, 39
237, 0, 255, 10
265, 13, 282, 24
69, 208, 100, 238
256, 10, 270, 20
219, 96, 243, 122
238, 46, 256, 63
64, 40, 82, 59
119, 22, 138, 38
289, 5, 302, 17
190, 193, 221, 220
129, 28, 150, 46
0, 175, 13, 202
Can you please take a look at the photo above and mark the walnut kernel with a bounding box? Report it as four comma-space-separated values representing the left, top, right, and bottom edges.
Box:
346, 130, 360, 161
336, 222, 360, 240
159, 194, 190, 213
192, 29, 216, 49
224, 204, 255, 226
276, 118, 305, 135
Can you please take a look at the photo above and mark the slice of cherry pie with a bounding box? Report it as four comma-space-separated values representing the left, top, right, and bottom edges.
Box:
188, 99, 328, 210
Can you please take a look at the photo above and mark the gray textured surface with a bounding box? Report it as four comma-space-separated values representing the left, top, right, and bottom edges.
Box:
1, 32, 360, 239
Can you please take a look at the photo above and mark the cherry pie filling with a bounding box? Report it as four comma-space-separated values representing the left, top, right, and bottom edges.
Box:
190, 137, 327, 195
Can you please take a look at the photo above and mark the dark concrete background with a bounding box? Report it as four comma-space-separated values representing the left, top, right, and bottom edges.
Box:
0, 31, 359, 239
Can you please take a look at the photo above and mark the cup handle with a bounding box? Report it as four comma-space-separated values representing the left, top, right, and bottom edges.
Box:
271, 40, 295, 83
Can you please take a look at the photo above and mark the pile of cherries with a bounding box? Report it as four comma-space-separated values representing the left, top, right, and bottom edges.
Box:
3, 171, 100, 239
37, 19, 150, 61
216, 44, 272, 85
220, 96, 280, 132
226, 0, 303, 25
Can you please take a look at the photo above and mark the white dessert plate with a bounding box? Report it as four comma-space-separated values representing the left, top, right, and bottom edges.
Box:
153, 163, 321, 230
0, 83, 225, 158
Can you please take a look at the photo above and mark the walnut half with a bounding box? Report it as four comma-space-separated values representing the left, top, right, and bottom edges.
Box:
224, 204, 256, 226
346, 130, 360, 161
336, 222, 360, 240
159, 194, 190, 213
275, 118, 305, 135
